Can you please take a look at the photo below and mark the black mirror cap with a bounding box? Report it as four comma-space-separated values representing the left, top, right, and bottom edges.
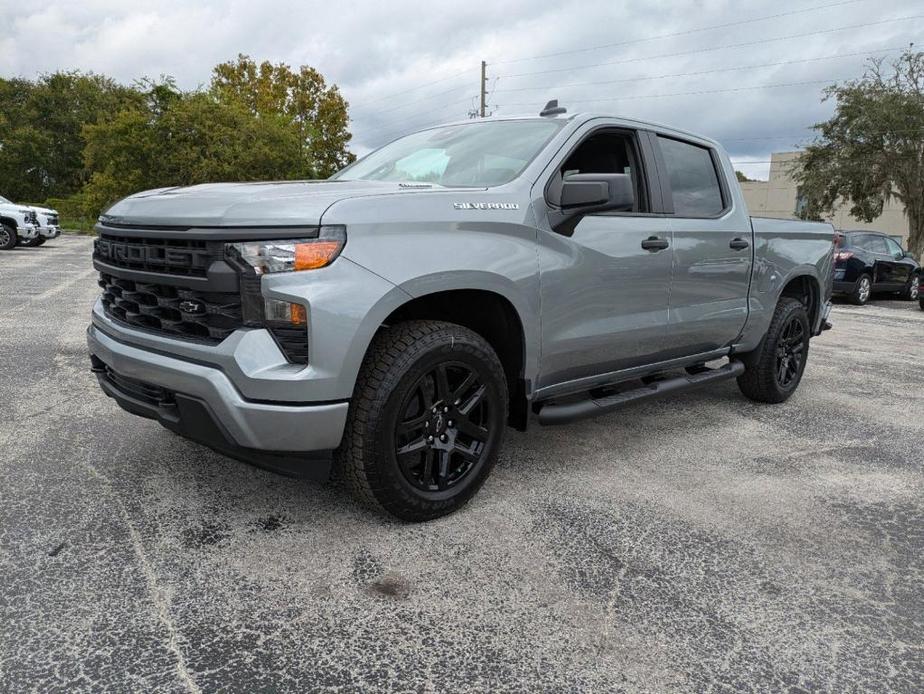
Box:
560, 173, 634, 212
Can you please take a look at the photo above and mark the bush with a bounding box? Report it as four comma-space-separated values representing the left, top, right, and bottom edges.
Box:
45, 195, 98, 233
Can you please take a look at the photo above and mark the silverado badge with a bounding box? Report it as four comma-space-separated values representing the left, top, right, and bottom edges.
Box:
453, 202, 520, 210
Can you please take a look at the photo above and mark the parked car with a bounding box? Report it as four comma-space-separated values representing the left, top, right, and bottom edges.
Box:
27, 205, 62, 246
87, 107, 835, 521
0, 198, 38, 250
0, 196, 60, 247
833, 230, 919, 305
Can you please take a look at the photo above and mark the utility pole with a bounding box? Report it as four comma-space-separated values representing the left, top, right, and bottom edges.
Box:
479, 60, 487, 118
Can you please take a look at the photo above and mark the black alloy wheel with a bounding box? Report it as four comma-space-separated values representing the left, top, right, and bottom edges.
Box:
736, 297, 810, 404
775, 316, 806, 389
393, 361, 493, 492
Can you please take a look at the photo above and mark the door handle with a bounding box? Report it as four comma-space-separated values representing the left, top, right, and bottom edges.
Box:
729, 238, 750, 251
641, 236, 669, 252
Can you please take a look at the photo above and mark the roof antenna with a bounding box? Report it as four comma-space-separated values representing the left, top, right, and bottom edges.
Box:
539, 99, 567, 117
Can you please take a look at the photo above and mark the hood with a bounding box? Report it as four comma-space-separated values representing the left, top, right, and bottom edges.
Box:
101, 180, 465, 228
31, 206, 57, 215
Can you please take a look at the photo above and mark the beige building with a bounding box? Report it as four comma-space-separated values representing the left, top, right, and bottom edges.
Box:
740, 151, 910, 246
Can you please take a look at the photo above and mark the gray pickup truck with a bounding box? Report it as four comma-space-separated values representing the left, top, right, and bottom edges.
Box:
87, 106, 834, 520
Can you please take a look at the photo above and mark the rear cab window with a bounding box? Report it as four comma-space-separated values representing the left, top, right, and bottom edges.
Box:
657, 136, 725, 217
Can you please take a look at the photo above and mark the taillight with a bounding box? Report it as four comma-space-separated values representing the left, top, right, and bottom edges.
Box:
835, 251, 853, 262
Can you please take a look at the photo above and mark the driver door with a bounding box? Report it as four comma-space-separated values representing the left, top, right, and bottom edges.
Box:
535, 126, 674, 389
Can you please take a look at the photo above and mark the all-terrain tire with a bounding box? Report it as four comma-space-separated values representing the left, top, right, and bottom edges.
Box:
848, 274, 871, 305
19, 236, 41, 247
736, 297, 810, 404
0, 224, 17, 251
34, 236, 47, 246
338, 320, 507, 522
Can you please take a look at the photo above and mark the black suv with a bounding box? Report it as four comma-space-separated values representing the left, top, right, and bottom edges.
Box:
833, 230, 920, 305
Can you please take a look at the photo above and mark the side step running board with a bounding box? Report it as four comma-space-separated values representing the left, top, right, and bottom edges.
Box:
537, 360, 745, 426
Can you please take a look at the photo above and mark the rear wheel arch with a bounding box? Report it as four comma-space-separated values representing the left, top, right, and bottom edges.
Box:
778, 274, 821, 327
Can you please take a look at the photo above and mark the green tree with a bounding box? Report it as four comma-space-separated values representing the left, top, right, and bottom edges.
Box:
211, 55, 355, 177
793, 49, 924, 257
80, 80, 305, 215
0, 72, 140, 202
735, 170, 755, 183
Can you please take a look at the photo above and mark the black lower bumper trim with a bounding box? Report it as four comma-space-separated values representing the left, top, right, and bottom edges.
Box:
93, 357, 332, 480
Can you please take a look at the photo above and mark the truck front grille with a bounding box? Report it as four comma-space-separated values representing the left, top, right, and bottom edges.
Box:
98, 272, 242, 342
94, 234, 214, 277
93, 228, 309, 361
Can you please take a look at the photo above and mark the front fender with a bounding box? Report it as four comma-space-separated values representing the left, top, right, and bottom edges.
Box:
393, 269, 540, 381
262, 258, 413, 401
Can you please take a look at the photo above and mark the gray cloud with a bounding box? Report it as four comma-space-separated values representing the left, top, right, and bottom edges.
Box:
2, 0, 920, 179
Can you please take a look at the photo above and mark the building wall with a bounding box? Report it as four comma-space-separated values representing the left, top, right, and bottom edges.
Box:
739, 151, 910, 245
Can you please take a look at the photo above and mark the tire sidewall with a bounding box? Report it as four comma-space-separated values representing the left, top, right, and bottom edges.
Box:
363, 329, 507, 518
0, 224, 16, 250
765, 301, 811, 399
852, 274, 871, 305
906, 274, 919, 301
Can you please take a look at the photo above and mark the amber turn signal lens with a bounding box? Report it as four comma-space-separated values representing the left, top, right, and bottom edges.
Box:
290, 303, 307, 326
294, 241, 343, 270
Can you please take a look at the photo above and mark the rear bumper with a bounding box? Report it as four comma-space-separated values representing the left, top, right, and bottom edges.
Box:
87, 323, 348, 478
833, 280, 856, 294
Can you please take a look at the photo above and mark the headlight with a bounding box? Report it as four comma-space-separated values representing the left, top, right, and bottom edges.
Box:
226, 226, 346, 274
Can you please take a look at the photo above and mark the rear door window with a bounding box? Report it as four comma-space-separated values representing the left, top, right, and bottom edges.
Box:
657, 136, 725, 217
866, 235, 890, 255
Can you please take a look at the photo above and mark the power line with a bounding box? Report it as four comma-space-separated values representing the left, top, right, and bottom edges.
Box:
724, 127, 924, 141
502, 78, 846, 107
364, 45, 901, 121
372, 95, 473, 130
490, 0, 871, 66
492, 15, 924, 79
362, 67, 471, 105
369, 44, 902, 118
490, 47, 903, 94
374, 81, 471, 116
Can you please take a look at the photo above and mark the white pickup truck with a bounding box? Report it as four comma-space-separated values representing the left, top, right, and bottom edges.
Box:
0, 195, 60, 248
0, 197, 38, 250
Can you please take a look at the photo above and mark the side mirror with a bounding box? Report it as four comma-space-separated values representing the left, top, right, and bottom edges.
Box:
552, 173, 634, 235
560, 173, 634, 210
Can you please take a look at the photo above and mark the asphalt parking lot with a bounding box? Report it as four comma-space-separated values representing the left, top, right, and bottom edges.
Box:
1, 235, 922, 692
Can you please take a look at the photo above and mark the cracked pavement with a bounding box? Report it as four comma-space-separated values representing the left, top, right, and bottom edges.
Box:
1, 236, 922, 692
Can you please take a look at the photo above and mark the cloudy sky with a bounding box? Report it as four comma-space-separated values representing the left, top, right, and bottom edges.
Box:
2, 0, 921, 178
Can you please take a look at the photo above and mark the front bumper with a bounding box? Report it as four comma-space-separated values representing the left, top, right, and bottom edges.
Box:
18, 224, 38, 240
87, 323, 348, 478
38, 225, 61, 239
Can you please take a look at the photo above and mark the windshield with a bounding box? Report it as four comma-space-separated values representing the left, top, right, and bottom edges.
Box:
333, 119, 563, 187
